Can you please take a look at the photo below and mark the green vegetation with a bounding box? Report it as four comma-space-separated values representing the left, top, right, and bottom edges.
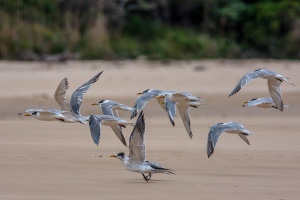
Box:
0, 0, 299, 60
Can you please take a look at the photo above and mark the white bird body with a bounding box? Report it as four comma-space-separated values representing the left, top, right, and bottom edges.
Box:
243, 97, 289, 109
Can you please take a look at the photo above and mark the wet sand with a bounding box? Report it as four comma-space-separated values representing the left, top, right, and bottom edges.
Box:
1, 60, 300, 199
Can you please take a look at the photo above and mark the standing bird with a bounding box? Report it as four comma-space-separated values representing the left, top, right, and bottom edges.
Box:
88, 115, 134, 147
207, 122, 253, 158
18, 71, 103, 123
164, 92, 205, 139
91, 100, 134, 117
243, 97, 289, 110
110, 111, 175, 182
228, 69, 295, 111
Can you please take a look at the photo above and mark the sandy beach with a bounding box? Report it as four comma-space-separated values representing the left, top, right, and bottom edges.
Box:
0, 59, 299, 200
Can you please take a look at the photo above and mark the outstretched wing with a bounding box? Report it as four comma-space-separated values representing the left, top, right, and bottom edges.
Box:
177, 104, 192, 139
54, 77, 71, 112
130, 92, 159, 119
207, 124, 225, 158
109, 124, 127, 147
129, 111, 146, 162
267, 79, 283, 111
165, 97, 176, 126
228, 69, 272, 97
70, 71, 103, 117
88, 115, 102, 146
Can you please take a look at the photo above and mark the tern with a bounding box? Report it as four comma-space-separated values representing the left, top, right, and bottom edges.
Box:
243, 97, 289, 110
110, 111, 175, 182
164, 92, 205, 139
228, 69, 295, 111
91, 100, 134, 117
130, 89, 166, 119
19, 72, 103, 123
207, 122, 253, 158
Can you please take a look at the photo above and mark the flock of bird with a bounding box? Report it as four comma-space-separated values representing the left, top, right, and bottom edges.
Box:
18, 68, 294, 182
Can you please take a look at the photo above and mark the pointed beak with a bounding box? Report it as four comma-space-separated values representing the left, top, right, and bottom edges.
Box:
23, 113, 31, 116
110, 154, 117, 158
91, 102, 99, 105
242, 102, 247, 107
137, 92, 143, 95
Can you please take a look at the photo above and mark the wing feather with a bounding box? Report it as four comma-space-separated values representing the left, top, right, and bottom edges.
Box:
267, 79, 283, 111
70, 71, 103, 117
129, 111, 146, 162
177, 105, 192, 139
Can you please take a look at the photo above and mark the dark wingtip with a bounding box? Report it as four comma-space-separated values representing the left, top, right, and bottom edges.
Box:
130, 110, 137, 119
189, 132, 193, 139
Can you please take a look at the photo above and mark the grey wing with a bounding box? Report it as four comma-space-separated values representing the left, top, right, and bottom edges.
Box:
129, 111, 146, 163
176, 92, 201, 101
70, 71, 103, 117
177, 105, 193, 139
54, 77, 71, 112
109, 124, 127, 147
226, 122, 253, 144
165, 98, 176, 126
207, 124, 225, 158
130, 92, 158, 119
228, 70, 267, 97
267, 79, 283, 111
100, 103, 115, 116
88, 115, 102, 146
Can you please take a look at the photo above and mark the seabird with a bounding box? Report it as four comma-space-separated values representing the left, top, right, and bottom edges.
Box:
243, 97, 289, 109
207, 122, 253, 158
110, 111, 175, 182
228, 69, 295, 111
91, 100, 134, 117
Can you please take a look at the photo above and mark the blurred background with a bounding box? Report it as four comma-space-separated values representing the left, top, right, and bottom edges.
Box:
0, 0, 299, 61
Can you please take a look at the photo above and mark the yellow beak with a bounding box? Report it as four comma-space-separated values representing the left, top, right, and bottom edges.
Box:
91, 103, 99, 105
109, 154, 117, 158
242, 102, 248, 107
24, 113, 31, 116
137, 92, 143, 95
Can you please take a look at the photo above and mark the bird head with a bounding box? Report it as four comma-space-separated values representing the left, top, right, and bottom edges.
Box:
91, 100, 106, 105
110, 152, 125, 159
242, 101, 248, 107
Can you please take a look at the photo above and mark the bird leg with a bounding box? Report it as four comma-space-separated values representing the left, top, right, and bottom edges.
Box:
142, 173, 149, 182
146, 173, 152, 180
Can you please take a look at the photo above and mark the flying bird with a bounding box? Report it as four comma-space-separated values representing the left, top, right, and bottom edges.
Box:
88, 115, 134, 147
228, 69, 295, 111
18, 109, 71, 122
91, 100, 134, 117
207, 122, 253, 158
19, 72, 103, 123
110, 111, 175, 182
243, 97, 289, 110
164, 92, 205, 139
130, 89, 165, 119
